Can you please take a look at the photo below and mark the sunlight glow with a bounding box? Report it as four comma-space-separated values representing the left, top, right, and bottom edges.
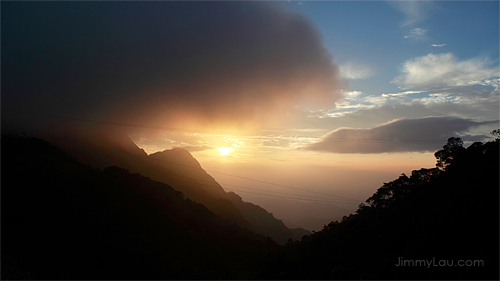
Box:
217, 147, 234, 156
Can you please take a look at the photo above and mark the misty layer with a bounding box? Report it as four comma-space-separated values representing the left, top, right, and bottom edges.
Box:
3, 1, 342, 135
303, 117, 498, 153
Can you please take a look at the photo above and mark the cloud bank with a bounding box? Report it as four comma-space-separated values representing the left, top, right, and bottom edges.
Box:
296, 52, 499, 142
302, 117, 498, 154
3, 1, 342, 135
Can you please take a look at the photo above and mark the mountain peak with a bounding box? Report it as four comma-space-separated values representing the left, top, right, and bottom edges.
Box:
149, 147, 202, 170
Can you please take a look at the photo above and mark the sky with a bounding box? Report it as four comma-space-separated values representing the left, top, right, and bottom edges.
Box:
3, 1, 499, 226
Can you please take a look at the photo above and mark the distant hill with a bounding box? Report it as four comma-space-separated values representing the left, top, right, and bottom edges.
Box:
226, 192, 297, 245
257, 137, 500, 279
289, 227, 311, 241
26, 127, 295, 244
259, 197, 352, 231
1, 134, 278, 279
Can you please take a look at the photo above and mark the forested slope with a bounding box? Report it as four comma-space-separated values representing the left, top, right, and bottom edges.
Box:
257, 137, 499, 280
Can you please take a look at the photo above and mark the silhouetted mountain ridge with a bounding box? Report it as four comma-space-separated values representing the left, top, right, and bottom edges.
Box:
150, 147, 203, 169
1, 134, 278, 279
25, 127, 296, 244
146, 146, 296, 243
226, 191, 296, 245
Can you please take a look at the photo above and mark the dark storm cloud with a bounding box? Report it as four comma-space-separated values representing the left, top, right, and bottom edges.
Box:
2, 1, 342, 135
302, 117, 498, 154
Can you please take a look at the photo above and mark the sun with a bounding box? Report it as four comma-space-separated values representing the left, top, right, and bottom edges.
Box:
217, 147, 234, 156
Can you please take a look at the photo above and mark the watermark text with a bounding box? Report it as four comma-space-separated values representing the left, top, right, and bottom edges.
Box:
395, 257, 484, 268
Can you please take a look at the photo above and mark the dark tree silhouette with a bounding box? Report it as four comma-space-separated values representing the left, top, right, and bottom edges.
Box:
434, 137, 466, 169
491, 129, 500, 140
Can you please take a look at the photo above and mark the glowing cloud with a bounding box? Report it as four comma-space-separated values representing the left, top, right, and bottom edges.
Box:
3, 1, 344, 138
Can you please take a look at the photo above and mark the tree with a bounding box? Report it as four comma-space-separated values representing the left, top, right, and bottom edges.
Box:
365, 173, 409, 208
491, 129, 500, 141
409, 167, 441, 183
434, 137, 465, 170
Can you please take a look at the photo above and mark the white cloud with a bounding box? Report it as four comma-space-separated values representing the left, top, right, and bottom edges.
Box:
392, 53, 499, 92
343, 90, 363, 99
417, 93, 461, 105
381, 91, 424, 98
389, 1, 434, 27
319, 90, 379, 118
339, 62, 374, 80
404, 27, 428, 39
431, 43, 446, 47
364, 95, 388, 106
